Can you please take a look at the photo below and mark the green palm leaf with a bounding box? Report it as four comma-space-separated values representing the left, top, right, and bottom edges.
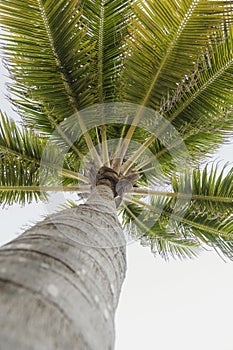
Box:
0, 112, 50, 205
162, 27, 233, 158
122, 165, 233, 259
0, 112, 89, 204
171, 164, 233, 213
0, 112, 47, 165
0, 154, 47, 206
0, 0, 94, 132
117, 0, 233, 167
82, 0, 130, 103
123, 0, 233, 109
121, 201, 201, 260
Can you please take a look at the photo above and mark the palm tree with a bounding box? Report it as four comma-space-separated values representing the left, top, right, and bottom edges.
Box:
0, 0, 233, 349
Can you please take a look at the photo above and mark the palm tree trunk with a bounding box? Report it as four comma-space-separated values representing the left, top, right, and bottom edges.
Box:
0, 185, 126, 350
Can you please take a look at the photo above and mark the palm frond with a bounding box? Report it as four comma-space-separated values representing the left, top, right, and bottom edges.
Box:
82, 0, 130, 103
0, 154, 47, 206
121, 164, 233, 260
116, 0, 233, 165
0, 112, 80, 177
0, 0, 94, 133
171, 164, 233, 213
80, 0, 131, 165
0, 112, 90, 204
121, 201, 201, 260
0, 111, 50, 205
162, 27, 233, 156
151, 118, 233, 173
123, 0, 233, 109
0, 112, 46, 165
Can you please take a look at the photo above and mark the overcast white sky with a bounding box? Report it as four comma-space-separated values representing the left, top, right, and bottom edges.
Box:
0, 52, 233, 350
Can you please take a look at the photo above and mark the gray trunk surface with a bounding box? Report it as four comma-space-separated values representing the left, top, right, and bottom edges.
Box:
0, 185, 126, 350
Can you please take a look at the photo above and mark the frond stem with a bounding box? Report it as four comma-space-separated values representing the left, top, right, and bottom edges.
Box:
120, 134, 156, 174
126, 195, 232, 238
0, 185, 91, 192
0, 144, 89, 183
130, 187, 233, 203
37, 0, 102, 167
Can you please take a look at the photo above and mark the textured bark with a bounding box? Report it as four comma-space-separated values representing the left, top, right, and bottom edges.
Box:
0, 185, 126, 350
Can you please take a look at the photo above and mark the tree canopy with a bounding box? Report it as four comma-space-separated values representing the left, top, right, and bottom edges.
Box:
0, 0, 232, 260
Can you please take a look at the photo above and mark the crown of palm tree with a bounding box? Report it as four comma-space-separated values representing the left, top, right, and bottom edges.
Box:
0, 0, 232, 260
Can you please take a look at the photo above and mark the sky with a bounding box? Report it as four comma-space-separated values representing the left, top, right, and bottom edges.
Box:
0, 49, 233, 350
